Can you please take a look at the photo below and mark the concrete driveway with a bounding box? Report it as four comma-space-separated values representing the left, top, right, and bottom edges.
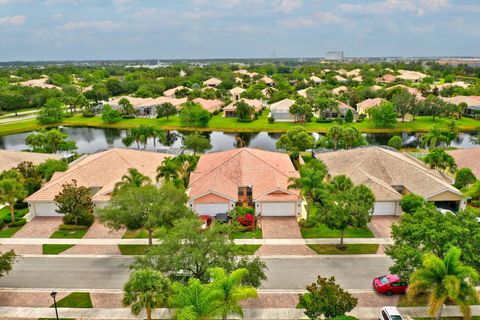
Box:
368, 216, 401, 238
13, 217, 62, 238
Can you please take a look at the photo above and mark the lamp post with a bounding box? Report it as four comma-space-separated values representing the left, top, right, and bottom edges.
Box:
50, 291, 59, 320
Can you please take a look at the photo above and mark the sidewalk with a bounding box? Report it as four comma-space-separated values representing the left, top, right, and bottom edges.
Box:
0, 305, 479, 320
0, 237, 394, 245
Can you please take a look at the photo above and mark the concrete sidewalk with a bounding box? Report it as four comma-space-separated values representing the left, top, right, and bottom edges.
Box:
0, 305, 479, 320
0, 237, 394, 245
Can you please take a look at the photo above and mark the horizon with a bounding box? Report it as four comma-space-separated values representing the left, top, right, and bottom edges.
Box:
0, 0, 479, 61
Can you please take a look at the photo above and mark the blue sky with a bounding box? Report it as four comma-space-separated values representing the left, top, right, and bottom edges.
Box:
0, 0, 479, 61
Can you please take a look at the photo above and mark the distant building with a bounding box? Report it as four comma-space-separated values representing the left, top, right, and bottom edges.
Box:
325, 51, 344, 61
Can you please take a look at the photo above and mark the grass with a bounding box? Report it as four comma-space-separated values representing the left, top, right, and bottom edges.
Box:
42, 244, 74, 255
51, 292, 93, 308
1, 113, 479, 137
49, 229, 87, 239
118, 244, 151, 255
301, 224, 374, 239
397, 294, 429, 307
234, 245, 261, 255
0, 207, 29, 221
231, 227, 263, 239
0, 227, 21, 238
121, 227, 167, 239
307, 244, 379, 254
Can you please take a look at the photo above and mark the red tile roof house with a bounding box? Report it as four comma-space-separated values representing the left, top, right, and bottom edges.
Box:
223, 99, 263, 118
192, 98, 224, 113
187, 148, 305, 218
25, 148, 170, 218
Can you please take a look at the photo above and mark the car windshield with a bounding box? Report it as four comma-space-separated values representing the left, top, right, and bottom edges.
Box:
391, 315, 403, 320
379, 276, 391, 284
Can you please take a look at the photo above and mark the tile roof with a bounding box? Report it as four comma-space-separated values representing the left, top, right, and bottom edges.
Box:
26, 148, 170, 203
203, 77, 222, 86
109, 96, 187, 109
397, 70, 427, 81
192, 98, 224, 112
447, 148, 480, 178
188, 148, 300, 202
0, 150, 63, 172
270, 99, 295, 112
356, 98, 386, 113
315, 146, 461, 201
230, 87, 246, 95
163, 86, 190, 97
224, 99, 263, 112
441, 96, 480, 106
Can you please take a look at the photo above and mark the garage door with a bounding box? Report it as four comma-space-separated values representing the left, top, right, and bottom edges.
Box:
32, 202, 61, 217
195, 203, 229, 216
261, 202, 296, 216
373, 202, 396, 216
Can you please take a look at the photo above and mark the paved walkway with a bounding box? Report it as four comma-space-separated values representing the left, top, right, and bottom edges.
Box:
368, 216, 400, 238
258, 217, 316, 256
84, 220, 125, 239
12, 217, 62, 238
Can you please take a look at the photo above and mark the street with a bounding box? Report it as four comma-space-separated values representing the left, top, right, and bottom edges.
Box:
0, 256, 392, 290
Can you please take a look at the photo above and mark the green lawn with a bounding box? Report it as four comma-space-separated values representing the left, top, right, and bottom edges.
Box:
118, 244, 151, 255
1, 113, 479, 137
49, 229, 87, 239
397, 294, 428, 307
231, 227, 263, 239
234, 245, 261, 255
301, 224, 374, 239
42, 244, 74, 255
307, 244, 379, 254
121, 227, 167, 239
0, 207, 29, 222
0, 227, 21, 238
51, 292, 93, 308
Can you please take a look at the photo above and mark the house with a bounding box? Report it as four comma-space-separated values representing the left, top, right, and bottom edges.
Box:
187, 148, 304, 217
379, 74, 397, 83
433, 81, 470, 91
317, 101, 357, 119
346, 69, 361, 77
314, 146, 465, 215
269, 98, 296, 122
230, 87, 246, 101
297, 87, 311, 98
261, 87, 277, 98
335, 75, 348, 83
163, 86, 190, 98
332, 85, 348, 95
387, 85, 424, 101
0, 150, 64, 172
108, 96, 187, 116
447, 148, 480, 178
440, 96, 480, 116
223, 99, 263, 118
234, 70, 258, 78
309, 75, 323, 84
25, 148, 170, 217
352, 76, 363, 82
397, 70, 427, 82
192, 98, 224, 113
203, 77, 222, 88
258, 76, 275, 86
371, 85, 383, 91
356, 98, 386, 115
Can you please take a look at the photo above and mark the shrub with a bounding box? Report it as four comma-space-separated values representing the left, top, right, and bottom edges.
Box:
316, 118, 334, 123
212, 110, 220, 115
122, 114, 136, 119
333, 117, 344, 125
387, 135, 403, 150
299, 218, 316, 228
8, 218, 27, 228
400, 194, 426, 214
237, 213, 255, 229
63, 212, 94, 227
471, 200, 480, 207
59, 224, 89, 231
454, 168, 476, 189
0, 220, 5, 230
14, 201, 28, 209
268, 116, 275, 123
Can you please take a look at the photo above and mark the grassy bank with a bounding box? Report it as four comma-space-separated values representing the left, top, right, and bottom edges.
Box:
308, 244, 379, 254
1, 113, 479, 137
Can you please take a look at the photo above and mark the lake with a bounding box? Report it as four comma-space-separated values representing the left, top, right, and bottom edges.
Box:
0, 127, 478, 154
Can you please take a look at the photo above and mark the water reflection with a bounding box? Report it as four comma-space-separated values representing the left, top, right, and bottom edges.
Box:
0, 127, 478, 154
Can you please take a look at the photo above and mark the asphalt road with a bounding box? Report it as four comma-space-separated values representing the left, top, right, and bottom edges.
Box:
0, 256, 392, 290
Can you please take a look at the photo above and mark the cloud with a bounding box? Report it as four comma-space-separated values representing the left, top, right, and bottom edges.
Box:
339, 0, 449, 16
0, 15, 26, 26
281, 12, 344, 28
60, 20, 119, 31
0, 0, 14, 4
277, 0, 303, 14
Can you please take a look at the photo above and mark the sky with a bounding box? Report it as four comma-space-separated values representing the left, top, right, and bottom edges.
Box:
0, 0, 479, 61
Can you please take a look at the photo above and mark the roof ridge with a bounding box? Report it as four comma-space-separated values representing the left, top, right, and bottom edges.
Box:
359, 169, 401, 197
243, 148, 294, 179
188, 149, 243, 186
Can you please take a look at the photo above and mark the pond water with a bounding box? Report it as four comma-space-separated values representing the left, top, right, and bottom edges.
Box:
0, 126, 478, 154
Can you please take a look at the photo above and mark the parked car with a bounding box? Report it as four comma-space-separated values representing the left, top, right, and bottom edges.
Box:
199, 215, 212, 229
379, 306, 404, 320
373, 275, 408, 296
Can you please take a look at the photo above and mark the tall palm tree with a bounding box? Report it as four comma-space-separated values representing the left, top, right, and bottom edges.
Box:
420, 125, 450, 148
208, 268, 258, 320
408, 247, 479, 320
156, 155, 198, 188
326, 125, 344, 150
0, 173, 26, 223
123, 268, 170, 320
169, 277, 224, 320
288, 160, 326, 214
150, 128, 166, 149
114, 168, 151, 192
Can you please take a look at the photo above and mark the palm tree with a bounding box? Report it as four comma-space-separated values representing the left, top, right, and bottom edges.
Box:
169, 277, 224, 320
408, 247, 479, 320
208, 267, 258, 320
114, 168, 151, 192
123, 268, 170, 320
326, 125, 344, 150
150, 128, 166, 149
288, 160, 326, 214
156, 155, 198, 188
420, 125, 450, 148
0, 173, 26, 223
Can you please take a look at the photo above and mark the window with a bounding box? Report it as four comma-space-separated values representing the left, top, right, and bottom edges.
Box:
238, 191, 244, 196
381, 311, 389, 320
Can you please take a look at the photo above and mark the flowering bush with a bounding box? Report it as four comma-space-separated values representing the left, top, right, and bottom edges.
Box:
237, 213, 255, 229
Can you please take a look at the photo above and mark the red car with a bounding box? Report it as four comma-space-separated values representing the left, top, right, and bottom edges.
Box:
373, 275, 408, 296
199, 215, 212, 229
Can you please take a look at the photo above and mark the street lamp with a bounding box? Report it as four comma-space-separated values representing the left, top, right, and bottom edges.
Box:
50, 291, 59, 320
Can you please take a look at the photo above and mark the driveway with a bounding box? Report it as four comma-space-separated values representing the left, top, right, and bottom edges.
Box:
83, 219, 125, 239
258, 217, 316, 256
368, 216, 401, 238
13, 217, 63, 238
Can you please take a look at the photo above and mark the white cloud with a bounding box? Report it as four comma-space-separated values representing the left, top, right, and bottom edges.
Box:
281, 11, 344, 28
60, 20, 119, 31
0, 0, 14, 4
339, 0, 449, 16
0, 15, 26, 26
277, 0, 303, 14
